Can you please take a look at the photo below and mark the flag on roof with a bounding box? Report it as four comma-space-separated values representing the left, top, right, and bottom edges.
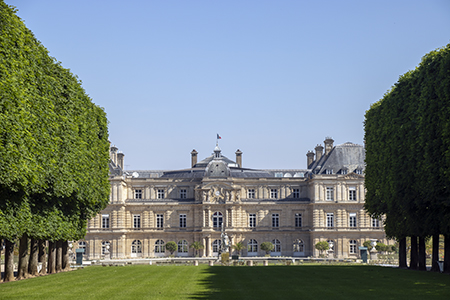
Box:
217, 134, 221, 140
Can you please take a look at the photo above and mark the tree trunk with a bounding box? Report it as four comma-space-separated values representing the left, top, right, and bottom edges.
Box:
410, 236, 418, 270
62, 241, 70, 271
56, 240, 63, 272
431, 234, 440, 272
444, 234, 450, 274
3, 239, 15, 282
38, 240, 47, 275
48, 241, 56, 274
399, 237, 407, 268
17, 234, 29, 279
418, 236, 426, 271
28, 238, 39, 276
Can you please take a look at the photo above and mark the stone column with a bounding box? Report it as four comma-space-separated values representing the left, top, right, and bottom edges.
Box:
206, 236, 211, 257
202, 237, 206, 257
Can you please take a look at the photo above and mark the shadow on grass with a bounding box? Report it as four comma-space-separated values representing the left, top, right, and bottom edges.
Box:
189, 265, 450, 300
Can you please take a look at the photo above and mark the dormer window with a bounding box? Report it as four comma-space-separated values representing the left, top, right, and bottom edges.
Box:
355, 169, 363, 175
340, 168, 348, 175
325, 169, 333, 175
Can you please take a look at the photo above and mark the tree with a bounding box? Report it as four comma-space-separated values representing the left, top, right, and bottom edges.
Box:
261, 242, 274, 255
0, 2, 110, 280
190, 241, 204, 257
231, 242, 245, 256
364, 43, 450, 271
362, 240, 373, 251
315, 241, 329, 257
165, 241, 177, 256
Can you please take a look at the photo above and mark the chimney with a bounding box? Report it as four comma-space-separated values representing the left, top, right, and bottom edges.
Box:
117, 152, 125, 169
191, 149, 198, 168
324, 137, 334, 155
110, 145, 118, 164
306, 151, 315, 168
235, 149, 243, 168
315, 144, 324, 161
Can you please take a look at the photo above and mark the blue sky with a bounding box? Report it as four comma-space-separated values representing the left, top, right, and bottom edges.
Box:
6, 0, 450, 170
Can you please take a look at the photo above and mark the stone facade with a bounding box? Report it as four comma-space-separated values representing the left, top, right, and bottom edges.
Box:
80, 138, 388, 259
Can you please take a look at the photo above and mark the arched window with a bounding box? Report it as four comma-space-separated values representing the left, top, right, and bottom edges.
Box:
293, 239, 304, 253
78, 241, 86, 251
132, 240, 142, 254
248, 239, 258, 253
102, 241, 110, 255
327, 239, 335, 252
212, 212, 223, 228
178, 240, 188, 253
212, 239, 221, 253
272, 239, 281, 253
349, 240, 357, 254
155, 240, 165, 253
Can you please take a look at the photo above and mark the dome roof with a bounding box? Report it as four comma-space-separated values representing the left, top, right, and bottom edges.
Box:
205, 160, 230, 177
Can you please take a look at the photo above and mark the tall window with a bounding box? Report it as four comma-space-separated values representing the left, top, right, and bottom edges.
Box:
132, 240, 142, 254
293, 188, 300, 198
212, 239, 221, 253
272, 213, 279, 228
102, 214, 110, 229
349, 186, 356, 201
326, 213, 334, 227
133, 214, 141, 228
248, 239, 258, 253
293, 239, 304, 252
179, 214, 187, 228
327, 239, 335, 252
180, 189, 187, 199
349, 240, 357, 254
295, 213, 302, 227
249, 213, 256, 228
248, 189, 255, 199
157, 189, 165, 199
349, 213, 357, 228
155, 240, 165, 253
213, 212, 223, 228
134, 189, 142, 199
372, 218, 380, 228
272, 239, 281, 252
326, 187, 334, 201
270, 189, 278, 199
156, 214, 164, 228
102, 241, 110, 255
178, 240, 188, 253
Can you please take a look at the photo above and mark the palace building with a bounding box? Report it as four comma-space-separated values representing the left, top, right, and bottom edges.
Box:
80, 137, 387, 259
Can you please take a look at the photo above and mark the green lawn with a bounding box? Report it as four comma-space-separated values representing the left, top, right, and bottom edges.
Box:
1, 264, 450, 299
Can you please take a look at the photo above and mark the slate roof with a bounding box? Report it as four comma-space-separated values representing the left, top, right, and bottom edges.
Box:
194, 154, 236, 168
310, 142, 365, 175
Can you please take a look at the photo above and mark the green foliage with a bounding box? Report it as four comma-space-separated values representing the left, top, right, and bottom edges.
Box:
315, 241, 329, 254
363, 240, 373, 251
165, 241, 177, 255
364, 43, 450, 243
190, 241, 204, 256
0, 1, 110, 243
231, 242, 245, 255
390, 244, 397, 253
261, 242, 274, 254
375, 242, 389, 253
